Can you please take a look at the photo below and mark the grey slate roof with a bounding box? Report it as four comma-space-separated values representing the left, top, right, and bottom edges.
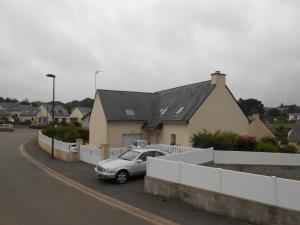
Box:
0, 102, 38, 116
289, 120, 300, 142
0, 102, 20, 111
97, 80, 216, 128
43, 104, 70, 117
19, 105, 39, 116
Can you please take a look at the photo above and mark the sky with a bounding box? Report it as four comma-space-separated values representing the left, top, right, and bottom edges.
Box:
0, 0, 299, 107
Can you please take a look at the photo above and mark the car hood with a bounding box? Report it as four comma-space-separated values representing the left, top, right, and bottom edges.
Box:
97, 157, 132, 169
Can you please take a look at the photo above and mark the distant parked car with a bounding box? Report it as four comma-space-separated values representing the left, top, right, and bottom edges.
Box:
95, 148, 167, 184
0, 124, 14, 132
131, 139, 149, 147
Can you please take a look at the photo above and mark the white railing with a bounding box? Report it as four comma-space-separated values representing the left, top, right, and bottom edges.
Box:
79, 144, 102, 165
147, 144, 197, 154
147, 157, 300, 212
38, 130, 76, 152
109, 146, 128, 158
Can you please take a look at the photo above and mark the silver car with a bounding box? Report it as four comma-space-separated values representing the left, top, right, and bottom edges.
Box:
94, 148, 167, 184
0, 124, 14, 132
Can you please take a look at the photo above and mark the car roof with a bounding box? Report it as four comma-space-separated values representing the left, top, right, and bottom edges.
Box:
131, 148, 163, 153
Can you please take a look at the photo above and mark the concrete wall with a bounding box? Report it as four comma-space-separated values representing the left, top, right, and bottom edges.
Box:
189, 82, 249, 137
145, 176, 300, 225
89, 94, 108, 147
249, 115, 275, 140
107, 121, 146, 148
38, 138, 79, 162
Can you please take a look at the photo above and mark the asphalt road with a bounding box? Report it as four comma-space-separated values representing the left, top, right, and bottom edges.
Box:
1, 128, 249, 225
0, 129, 153, 225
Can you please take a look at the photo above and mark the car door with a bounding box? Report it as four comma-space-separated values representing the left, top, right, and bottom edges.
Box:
132, 151, 154, 174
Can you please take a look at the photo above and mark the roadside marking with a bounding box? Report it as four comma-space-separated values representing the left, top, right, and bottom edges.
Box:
20, 142, 179, 225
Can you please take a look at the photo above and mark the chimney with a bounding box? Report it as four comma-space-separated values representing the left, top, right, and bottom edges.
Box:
211, 71, 226, 86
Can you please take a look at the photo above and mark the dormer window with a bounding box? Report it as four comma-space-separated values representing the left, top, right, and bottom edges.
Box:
160, 107, 168, 116
176, 106, 185, 115
124, 108, 135, 116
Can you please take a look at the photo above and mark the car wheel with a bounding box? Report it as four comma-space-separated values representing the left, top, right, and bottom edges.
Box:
115, 170, 128, 184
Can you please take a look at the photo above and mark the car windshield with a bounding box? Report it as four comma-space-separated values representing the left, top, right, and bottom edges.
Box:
119, 150, 140, 161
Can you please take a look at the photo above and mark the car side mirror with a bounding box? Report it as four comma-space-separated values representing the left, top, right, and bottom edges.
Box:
136, 159, 143, 163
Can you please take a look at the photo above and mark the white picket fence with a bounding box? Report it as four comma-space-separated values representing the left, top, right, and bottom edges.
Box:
109, 147, 128, 158
147, 144, 197, 154
38, 130, 75, 152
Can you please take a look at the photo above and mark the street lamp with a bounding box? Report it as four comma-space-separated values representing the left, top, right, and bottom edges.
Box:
46, 74, 56, 160
95, 70, 101, 95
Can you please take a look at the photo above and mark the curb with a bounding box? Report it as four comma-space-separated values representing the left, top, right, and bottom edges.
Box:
20, 139, 179, 225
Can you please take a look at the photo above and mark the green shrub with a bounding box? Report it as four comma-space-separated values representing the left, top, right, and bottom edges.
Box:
233, 135, 257, 151
260, 136, 278, 146
65, 129, 80, 142
281, 145, 298, 153
212, 130, 238, 150
192, 130, 214, 148
256, 142, 279, 153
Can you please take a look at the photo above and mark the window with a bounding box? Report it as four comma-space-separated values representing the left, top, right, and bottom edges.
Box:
138, 151, 155, 161
160, 107, 168, 115
170, 134, 176, 145
153, 151, 165, 157
124, 108, 136, 116
176, 106, 185, 115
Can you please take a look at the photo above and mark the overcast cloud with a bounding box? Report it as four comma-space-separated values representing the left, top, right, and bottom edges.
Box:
0, 0, 299, 106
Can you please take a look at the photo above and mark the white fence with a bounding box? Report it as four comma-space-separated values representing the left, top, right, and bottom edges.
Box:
147, 144, 198, 154
147, 157, 300, 211
214, 150, 300, 166
109, 147, 128, 158
79, 145, 102, 165
38, 130, 75, 152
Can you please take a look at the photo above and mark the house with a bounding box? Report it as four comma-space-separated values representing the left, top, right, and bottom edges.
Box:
248, 113, 275, 140
0, 102, 38, 122
89, 71, 250, 148
36, 104, 70, 124
70, 107, 91, 124
81, 112, 90, 129
289, 113, 300, 121
288, 120, 300, 151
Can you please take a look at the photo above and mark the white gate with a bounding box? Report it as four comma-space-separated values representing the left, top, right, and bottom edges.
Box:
79, 145, 102, 165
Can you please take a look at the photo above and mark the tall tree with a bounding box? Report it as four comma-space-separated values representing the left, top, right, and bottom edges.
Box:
238, 98, 264, 116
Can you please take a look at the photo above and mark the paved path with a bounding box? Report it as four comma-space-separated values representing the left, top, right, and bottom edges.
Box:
24, 129, 249, 225
0, 129, 154, 225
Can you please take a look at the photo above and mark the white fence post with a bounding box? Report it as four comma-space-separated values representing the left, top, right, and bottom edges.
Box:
273, 176, 277, 206
219, 168, 222, 193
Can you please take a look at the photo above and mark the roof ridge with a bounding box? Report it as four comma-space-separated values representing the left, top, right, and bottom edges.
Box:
98, 89, 154, 94
155, 80, 211, 93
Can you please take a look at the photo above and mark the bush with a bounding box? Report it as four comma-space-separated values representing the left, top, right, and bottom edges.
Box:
233, 135, 257, 151
212, 130, 238, 150
42, 125, 89, 143
191, 130, 214, 148
281, 145, 298, 153
260, 136, 278, 146
256, 142, 279, 153
65, 129, 80, 142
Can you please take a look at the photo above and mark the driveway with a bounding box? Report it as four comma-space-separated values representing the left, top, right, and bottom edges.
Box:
24, 129, 249, 225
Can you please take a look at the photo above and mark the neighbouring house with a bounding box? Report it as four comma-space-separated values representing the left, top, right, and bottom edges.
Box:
36, 104, 70, 124
248, 113, 275, 140
70, 107, 91, 124
288, 120, 300, 151
81, 111, 90, 129
0, 102, 38, 122
289, 113, 300, 121
89, 71, 250, 148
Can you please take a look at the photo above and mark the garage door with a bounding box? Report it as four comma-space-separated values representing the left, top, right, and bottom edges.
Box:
122, 134, 142, 147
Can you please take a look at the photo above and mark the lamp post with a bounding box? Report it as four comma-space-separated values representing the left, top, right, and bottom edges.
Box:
46, 74, 56, 160
95, 70, 101, 95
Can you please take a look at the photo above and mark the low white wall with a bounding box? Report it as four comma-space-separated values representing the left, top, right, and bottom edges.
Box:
147, 157, 300, 212
214, 150, 300, 166
38, 130, 75, 152
160, 148, 213, 164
